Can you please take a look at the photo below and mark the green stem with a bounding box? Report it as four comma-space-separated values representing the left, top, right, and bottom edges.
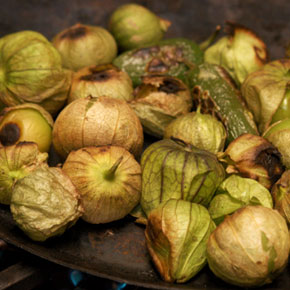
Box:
199, 25, 221, 51
104, 156, 123, 181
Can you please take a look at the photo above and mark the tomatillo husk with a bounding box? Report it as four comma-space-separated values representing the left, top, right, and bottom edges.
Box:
204, 21, 268, 86
68, 64, 134, 104
164, 107, 227, 154
0, 30, 72, 115
53, 96, 143, 160
0, 142, 48, 205
0, 103, 54, 153
271, 170, 290, 226
241, 59, 290, 133
222, 133, 284, 190
10, 166, 83, 242
145, 199, 215, 283
62, 145, 141, 224
207, 206, 290, 287
130, 75, 192, 138
52, 23, 117, 71
108, 3, 171, 51
263, 118, 290, 168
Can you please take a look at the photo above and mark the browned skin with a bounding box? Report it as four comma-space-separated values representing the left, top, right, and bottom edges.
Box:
60, 25, 87, 39
146, 58, 169, 73
0, 123, 20, 146
132, 46, 160, 58
158, 78, 186, 94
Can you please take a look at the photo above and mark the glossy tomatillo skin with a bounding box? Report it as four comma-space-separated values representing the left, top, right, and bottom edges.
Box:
0, 30, 72, 115
145, 199, 215, 283
52, 96, 144, 160
207, 206, 290, 287
0, 103, 54, 152
62, 145, 141, 224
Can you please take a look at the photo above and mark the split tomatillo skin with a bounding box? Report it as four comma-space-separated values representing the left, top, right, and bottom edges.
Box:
0, 104, 53, 152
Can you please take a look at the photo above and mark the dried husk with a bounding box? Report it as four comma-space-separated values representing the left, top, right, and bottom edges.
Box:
62, 145, 141, 224
145, 199, 215, 283
241, 59, 290, 133
207, 206, 290, 287
53, 23, 117, 71
0, 142, 48, 205
164, 108, 227, 154
271, 170, 290, 226
53, 96, 143, 159
0, 30, 72, 115
10, 166, 83, 241
222, 133, 284, 190
130, 75, 192, 138
68, 64, 134, 104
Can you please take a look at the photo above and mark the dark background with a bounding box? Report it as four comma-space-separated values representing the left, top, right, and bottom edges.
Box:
0, 0, 289, 59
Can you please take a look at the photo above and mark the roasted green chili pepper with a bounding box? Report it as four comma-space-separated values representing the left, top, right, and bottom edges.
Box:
113, 38, 204, 87
186, 63, 258, 143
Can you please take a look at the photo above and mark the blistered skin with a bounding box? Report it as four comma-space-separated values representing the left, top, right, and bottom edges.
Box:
52, 96, 144, 159
10, 167, 83, 242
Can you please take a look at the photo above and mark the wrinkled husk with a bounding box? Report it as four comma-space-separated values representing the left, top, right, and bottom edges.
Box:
241, 59, 290, 133
207, 206, 290, 287
164, 109, 227, 154
271, 170, 290, 226
0, 142, 48, 205
209, 175, 273, 225
205, 22, 268, 86
0, 103, 54, 152
222, 133, 284, 190
109, 3, 171, 51
141, 138, 225, 217
68, 64, 134, 104
130, 75, 192, 138
62, 145, 141, 224
10, 167, 83, 242
0, 30, 72, 115
53, 23, 117, 71
53, 96, 143, 159
263, 118, 290, 168
146, 199, 215, 283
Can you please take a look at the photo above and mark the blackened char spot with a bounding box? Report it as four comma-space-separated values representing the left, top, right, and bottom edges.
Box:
60, 26, 87, 39
146, 58, 168, 73
256, 148, 284, 185
0, 123, 21, 146
80, 69, 111, 82
158, 78, 184, 94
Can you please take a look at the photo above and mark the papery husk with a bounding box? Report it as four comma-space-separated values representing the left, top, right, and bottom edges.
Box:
53, 96, 143, 159
68, 64, 134, 104
53, 23, 117, 71
10, 166, 83, 241
145, 199, 215, 283
223, 133, 284, 190
207, 206, 290, 287
0, 142, 48, 205
130, 75, 192, 138
0, 30, 72, 115
271, 170, 290, 226
62, 145, 141, 224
